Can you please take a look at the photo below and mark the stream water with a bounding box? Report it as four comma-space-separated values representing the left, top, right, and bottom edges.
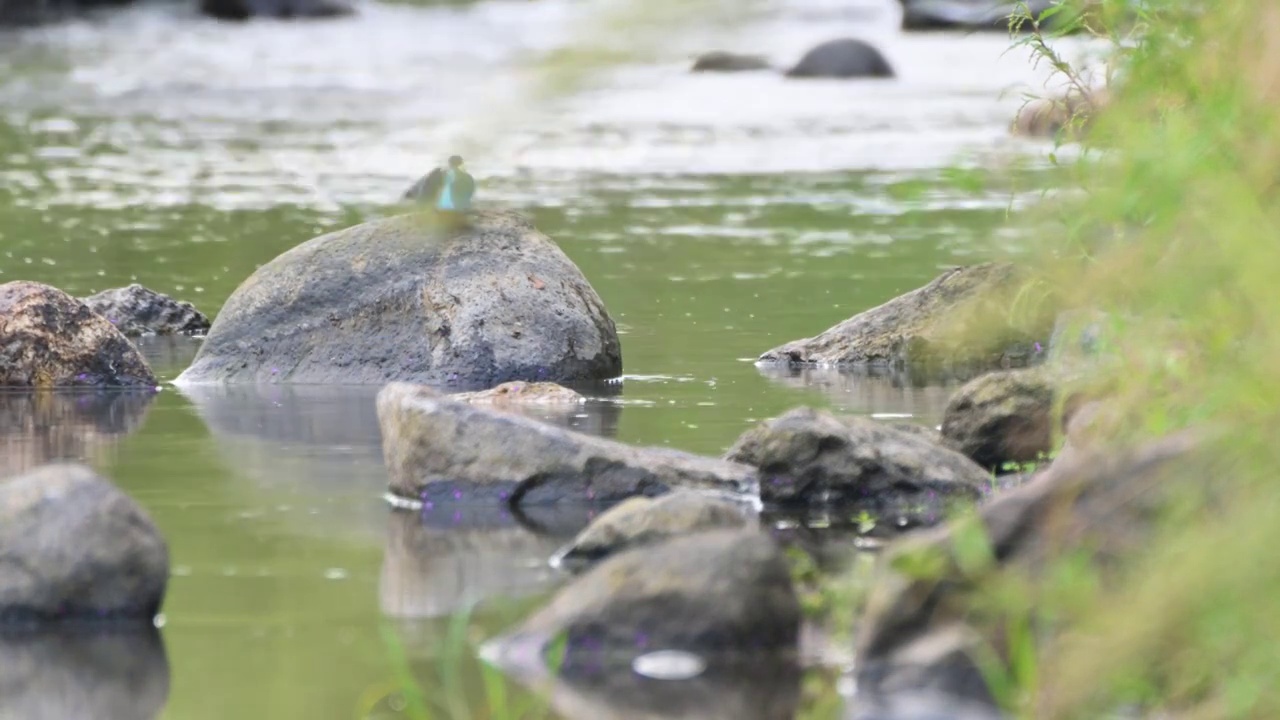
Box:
0, 0, 1099, 717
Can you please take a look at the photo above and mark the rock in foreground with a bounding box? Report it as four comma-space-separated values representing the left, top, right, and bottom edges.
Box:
785, 38, 894, 79
176, 210, 622, 386
726, 407, 986, 510
378, 383, 756, 505
691, 51, 772, 73
552, 491, 756, 568
488, 530, 799, 669
0, 464, 168, 622
756, 263, 1047, 372
0, 281, 156, 388
940, 368, 1057, 471
81, 284, 210, 337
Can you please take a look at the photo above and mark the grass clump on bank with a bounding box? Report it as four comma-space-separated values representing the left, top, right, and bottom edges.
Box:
958, 0, 1280, 717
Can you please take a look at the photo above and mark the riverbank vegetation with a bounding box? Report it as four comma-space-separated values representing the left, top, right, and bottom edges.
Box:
960, 0, 1280, 716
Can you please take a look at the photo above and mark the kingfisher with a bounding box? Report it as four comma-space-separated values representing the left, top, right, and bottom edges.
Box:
405, 155, 475, 211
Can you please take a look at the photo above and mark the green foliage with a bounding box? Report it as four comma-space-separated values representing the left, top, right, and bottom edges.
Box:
957, 0, 1280, 717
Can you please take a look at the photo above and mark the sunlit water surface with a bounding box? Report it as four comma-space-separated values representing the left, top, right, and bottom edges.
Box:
0, 0, 1100, 717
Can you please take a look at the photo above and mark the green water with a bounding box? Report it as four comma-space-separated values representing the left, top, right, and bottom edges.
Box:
0, 1, 1084, 716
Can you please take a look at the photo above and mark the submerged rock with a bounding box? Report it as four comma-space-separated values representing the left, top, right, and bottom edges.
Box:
450, 381, 585, 406
81, 283, 211, 337
0, 463, 168, 622
784, 38, 894, 79
940, 368, 1057, 471
854, 432, 1205, 705
0, 281, 156, 388
725, 408, 986, 510
691, 51, 772, 73
552, 491, 756, 568
377, 382, 756, 506
489, 529, 799, 668
200, 0, 353, 20
176, 210, 622, 386
757, 264, 1049, 372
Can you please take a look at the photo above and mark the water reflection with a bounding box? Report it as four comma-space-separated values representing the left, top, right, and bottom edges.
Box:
755, 364, 970, 425
508, 656, 804, 720
0, 390, 157, 478
379, 508, 571, 622
0, 627, 170, 720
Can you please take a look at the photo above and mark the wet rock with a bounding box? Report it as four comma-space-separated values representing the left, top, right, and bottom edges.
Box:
0, 281, 156, 388
0, 628, 170, 720
81, 284, 210, 337
691, 51, 772, 73
725, 407, 986, 510
785, 38, 894, 79
552, 491, 756, 568
899, 0, 1057, 31
940, 368, 1057, 471
450, 381, 585, 406
888, 422, 944, 446
757, 264, 1049, 373
1012, 89, 1109, 140
175, 210, 621, 386
0, 463, 168, 622
201, 0, 353, 21
855, 432, 1204, 705
488, 529, 799, 668
378, 382, 756, 505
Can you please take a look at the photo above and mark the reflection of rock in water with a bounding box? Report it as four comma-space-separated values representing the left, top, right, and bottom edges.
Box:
379, 510, 569, 621
500, 651, 803, 720
175, 383, 622, 544
0, 627, 170, 720
0, 390, 157, 478
755, 364, 975, 425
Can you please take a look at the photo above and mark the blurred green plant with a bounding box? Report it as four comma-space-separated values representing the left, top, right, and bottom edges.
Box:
925, 0, 1280, 717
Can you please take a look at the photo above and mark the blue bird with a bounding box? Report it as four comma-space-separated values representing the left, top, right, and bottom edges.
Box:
407, 155, 475, 211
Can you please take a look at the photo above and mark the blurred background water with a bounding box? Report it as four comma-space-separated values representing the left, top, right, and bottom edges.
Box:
0, 0, 1100, 716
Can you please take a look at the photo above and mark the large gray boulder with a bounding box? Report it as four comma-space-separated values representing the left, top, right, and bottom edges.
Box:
0, 628, 170, 720
0, 464, 168, 622
725, 408, 986, 511
485, 529, 799, 670
940, 368, 1058, 471
756, 264, 1050, 373
551, 490, 756, 569
175, 210, 622, 386
0, 281, 157, 388
785, 38, 894, 79
854, 431, 1205, 706
378, 382, 757, 505
81, 283, 210, 337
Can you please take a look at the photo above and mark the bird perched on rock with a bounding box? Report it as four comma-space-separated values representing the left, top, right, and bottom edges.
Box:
404, 155, 476, 211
